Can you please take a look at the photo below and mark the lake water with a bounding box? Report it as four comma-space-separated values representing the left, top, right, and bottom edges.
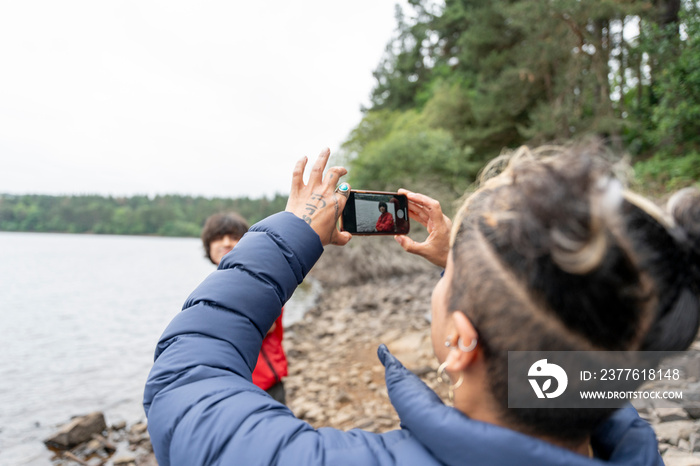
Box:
0, 232, 318, 465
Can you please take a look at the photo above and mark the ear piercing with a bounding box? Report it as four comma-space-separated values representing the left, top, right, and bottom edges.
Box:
437, 361, 464, 402
439, 335, 477, 402
444, 336, 478, 353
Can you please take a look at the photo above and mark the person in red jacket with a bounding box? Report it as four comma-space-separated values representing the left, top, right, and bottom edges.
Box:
201, 212, 288, 404
375, 201, 395, 232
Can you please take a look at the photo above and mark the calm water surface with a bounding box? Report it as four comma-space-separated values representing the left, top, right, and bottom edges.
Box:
0, 232, 317, 465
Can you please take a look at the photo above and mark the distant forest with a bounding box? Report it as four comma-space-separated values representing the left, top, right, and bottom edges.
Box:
3, 0, 699, 237
0, 194, 288, 237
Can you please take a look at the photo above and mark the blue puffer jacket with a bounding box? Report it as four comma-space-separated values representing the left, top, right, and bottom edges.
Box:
144, 212, 664, 466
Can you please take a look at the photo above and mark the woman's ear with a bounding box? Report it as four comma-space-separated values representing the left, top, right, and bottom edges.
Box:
445, 311, 479, 372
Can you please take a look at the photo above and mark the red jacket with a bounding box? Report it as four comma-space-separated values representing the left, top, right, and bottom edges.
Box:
376, 212, 394, 232
251, 310, 287, 390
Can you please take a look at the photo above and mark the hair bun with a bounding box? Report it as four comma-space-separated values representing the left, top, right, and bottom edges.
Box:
640, 187, 700, 352
668, 187, 700, 237
667, 187, 700, 289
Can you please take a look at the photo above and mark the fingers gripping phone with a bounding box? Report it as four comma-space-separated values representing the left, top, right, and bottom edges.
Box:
340, 190, 410, 235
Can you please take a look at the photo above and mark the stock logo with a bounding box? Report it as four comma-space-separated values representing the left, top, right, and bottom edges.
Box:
528, 359, 568, 399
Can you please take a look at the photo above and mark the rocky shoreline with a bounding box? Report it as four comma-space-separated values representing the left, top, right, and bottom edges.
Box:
47, 238, 700, 465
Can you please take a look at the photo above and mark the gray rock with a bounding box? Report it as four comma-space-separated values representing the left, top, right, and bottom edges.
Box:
84, 438, 102, 455
632, 398, 653, 414
686, 382, 700, 402
652, 399, 690, 422
111, 420, 127, 431
44, 412, 107, 449
662, 448, 700, 466
113, 454, 137, 466
680, 357, 700, 381
685, 402, 700, 420
654, 421, 697, 446
659, 409, 691, 423
129, 422, 148, 435
691, 433, 700, 453
335, 390, 352, 404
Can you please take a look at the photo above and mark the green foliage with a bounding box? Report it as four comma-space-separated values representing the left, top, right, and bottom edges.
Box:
632, 151, 700, 193
648, 10, 700, 154
0, 193, 288, 237
340, 109, 402, 162
370, 4, 436, 110
421, 80, 476, 149
347, 110, 480, 202
347, 0, 700, 199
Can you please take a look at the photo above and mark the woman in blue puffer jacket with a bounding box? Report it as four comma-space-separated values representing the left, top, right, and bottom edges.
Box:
144, 144, 700, 465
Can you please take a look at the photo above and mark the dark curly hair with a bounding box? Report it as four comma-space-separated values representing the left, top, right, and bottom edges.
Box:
201, 212, 249, 264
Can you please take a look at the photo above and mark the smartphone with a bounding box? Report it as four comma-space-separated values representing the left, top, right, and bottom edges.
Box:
341, 190, 410, 235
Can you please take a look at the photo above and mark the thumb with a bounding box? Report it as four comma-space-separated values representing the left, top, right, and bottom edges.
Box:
395, 235, 416, 253
333, 231, 353, 246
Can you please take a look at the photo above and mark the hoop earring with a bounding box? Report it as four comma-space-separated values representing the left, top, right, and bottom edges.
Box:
444, 336, 478, 353
437, 361, 449, 384
437, 361, 464, 403
458, 337, 477, 352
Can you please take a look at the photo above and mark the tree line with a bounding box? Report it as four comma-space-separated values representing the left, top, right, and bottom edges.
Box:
342, 0, 700, 204
0, 194, 288, 237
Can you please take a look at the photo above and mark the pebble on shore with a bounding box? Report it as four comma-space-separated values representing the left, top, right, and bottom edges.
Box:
44, 413, 154, 466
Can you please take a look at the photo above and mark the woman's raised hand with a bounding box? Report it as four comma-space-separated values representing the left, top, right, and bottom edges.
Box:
394, 189, 452, 268
285, 148, 352, 247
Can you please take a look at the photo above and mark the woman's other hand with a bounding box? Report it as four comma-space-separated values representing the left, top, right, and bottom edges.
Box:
285, 148, 352, 247
394, 189, 452, 268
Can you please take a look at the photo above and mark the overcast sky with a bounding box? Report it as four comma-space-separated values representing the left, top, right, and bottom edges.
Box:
0, 1, 407, 199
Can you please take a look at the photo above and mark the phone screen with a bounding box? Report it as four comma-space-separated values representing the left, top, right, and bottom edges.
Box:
341, 191, 410, 235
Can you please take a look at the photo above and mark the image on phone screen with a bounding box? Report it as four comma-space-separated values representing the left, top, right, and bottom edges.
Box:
341, 191, 409, 235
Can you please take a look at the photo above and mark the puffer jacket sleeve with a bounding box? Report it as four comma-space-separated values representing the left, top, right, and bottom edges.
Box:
143, 212, 416, 466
